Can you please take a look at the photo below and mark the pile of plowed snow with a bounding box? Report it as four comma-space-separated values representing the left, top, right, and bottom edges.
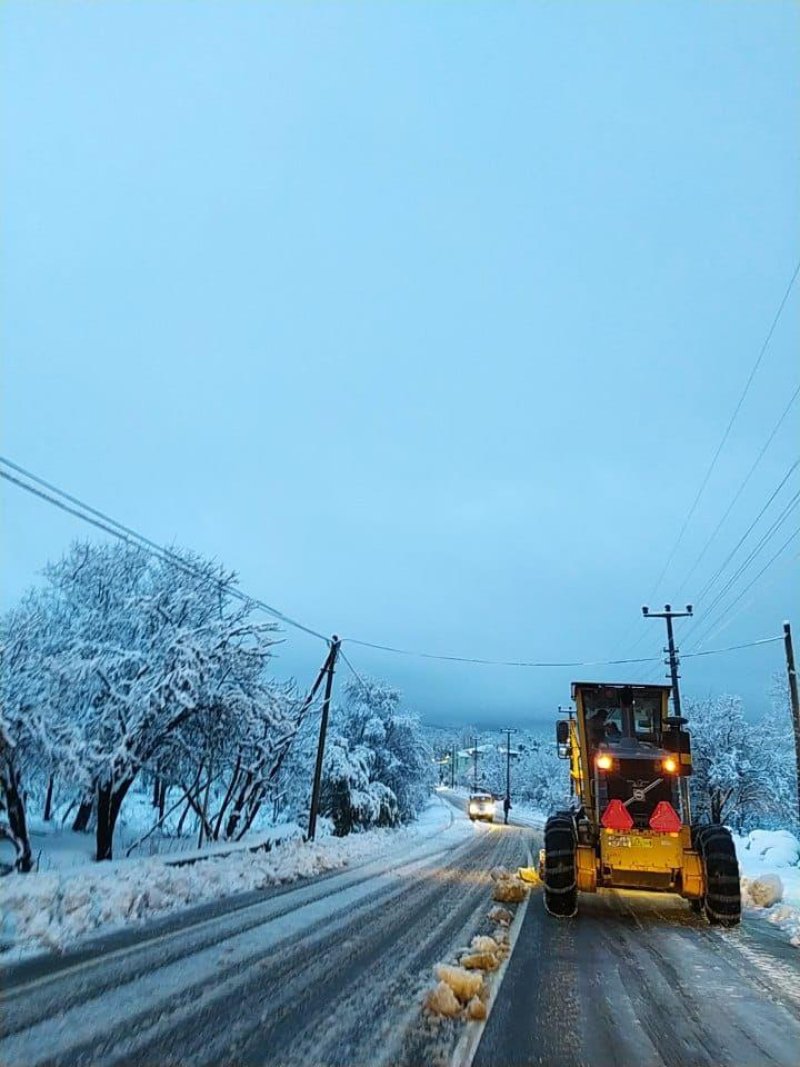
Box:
734, 829, 800, 947
423, 869, 525, 1022
0, 799, 467, 955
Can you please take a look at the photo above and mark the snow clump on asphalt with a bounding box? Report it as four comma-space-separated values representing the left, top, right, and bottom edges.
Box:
487, 904, 512, 926
490, 867, 528, 903
424, 980, 461, 1018
434, 963, 483, 1002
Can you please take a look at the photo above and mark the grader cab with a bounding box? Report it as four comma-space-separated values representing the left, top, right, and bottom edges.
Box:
542, 681, 740, 926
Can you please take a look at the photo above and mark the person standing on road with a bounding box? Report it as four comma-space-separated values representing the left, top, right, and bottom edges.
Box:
503, 795, 511, 825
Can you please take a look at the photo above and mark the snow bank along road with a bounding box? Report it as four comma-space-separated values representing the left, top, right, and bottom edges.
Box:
0, 814, 528, 1067
2, 801, 799, 1067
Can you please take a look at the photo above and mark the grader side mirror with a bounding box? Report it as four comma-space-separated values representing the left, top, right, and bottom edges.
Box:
556, 720, 570, 758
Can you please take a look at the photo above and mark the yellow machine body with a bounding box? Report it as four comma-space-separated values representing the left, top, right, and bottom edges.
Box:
561, 682, 704, 900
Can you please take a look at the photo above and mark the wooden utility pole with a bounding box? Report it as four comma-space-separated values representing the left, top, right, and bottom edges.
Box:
307, 636, 341, 841
472, 736, 479, 792
642, 603, 693, 716
500, 727, 517, 824
784, 621, 800, 823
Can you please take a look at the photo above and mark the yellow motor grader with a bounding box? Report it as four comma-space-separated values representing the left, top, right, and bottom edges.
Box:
541, 681, 740, 926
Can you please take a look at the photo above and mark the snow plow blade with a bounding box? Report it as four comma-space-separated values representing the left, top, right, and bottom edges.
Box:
518, 867, 541, 885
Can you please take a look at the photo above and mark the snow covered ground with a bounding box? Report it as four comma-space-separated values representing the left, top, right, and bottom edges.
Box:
0, 797, 470, 956
734, 828, 800, 947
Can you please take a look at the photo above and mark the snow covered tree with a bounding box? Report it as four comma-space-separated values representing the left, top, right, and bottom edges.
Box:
684, 694, 793, 831
3, 540, 298, 860
282, 676, 433, 837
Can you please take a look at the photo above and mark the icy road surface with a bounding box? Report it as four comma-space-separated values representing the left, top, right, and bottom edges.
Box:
2, 798, 799, 1067
0, 811, 527, 1067
476, 862, 800, 1067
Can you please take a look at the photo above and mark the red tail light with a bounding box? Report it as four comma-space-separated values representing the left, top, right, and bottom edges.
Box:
601, 799, 634, 831
649, 801, 682, 832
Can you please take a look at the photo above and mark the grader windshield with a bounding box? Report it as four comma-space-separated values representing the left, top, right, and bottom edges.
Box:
581, 686, 664, 745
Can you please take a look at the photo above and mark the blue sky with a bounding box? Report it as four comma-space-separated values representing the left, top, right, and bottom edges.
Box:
2, 1, 798, 724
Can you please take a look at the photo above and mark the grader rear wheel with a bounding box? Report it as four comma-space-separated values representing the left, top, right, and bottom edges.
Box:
543, 813, 577, 918
693, 825, 741, 928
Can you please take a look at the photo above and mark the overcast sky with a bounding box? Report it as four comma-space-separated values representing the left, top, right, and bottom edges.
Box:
2, 1, 798, 726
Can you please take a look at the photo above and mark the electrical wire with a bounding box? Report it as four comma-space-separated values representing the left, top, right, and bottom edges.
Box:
694, 460, 799, 606
338, 647, 373, 699
343, 633, 780, 669
676, 382, 800, 597
679, 482, 800, 650
686, 526, 800, 652
696, 486, 800, 621
686, 552, 796, 651
0, 459, 330, 643
1, 457, 789, 673
643, 256, 800, 602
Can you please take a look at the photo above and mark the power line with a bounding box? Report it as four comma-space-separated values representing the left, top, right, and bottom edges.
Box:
686, 553, 796, 651
679, 481, 800, 651
687, 526, 800, 652
343, 633, 779, 669
692, 459, 800, 608
644, 256, 800, 602
698, 486, 800, 620
0, 458, 330, 643
1, 456, 790, 674
676, 382, 800, 597
681, 635, 783, 659
338, 647, 372, 697
343, 635, 660, 668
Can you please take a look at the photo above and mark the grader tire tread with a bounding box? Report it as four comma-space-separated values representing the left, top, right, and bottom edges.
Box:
694, 824, 741, 927
544, 814, 577, 918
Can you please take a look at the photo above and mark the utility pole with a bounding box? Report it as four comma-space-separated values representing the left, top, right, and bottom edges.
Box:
307, 636, 341, 841
500, 727, 517, 824
472, 736, 479, 792
642, 603, 693, 717
783, 621, 800, 823
451, 745, 456, 789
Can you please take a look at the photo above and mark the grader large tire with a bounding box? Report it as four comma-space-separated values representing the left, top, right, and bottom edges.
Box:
694, 825, 741, 927
543, 813, 577, 918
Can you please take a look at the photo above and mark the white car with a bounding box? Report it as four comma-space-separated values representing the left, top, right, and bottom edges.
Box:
468, 792, 496, 822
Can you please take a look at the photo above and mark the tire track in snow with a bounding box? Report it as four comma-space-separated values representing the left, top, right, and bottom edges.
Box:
0, 819, 467, 1041
1, 824, 523, 1067
99, 825, 528, 1067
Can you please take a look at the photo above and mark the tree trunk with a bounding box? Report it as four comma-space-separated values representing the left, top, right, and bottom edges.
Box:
238, 784, 267, 839
72, 793, 94, 833
95, 777, 135, 861
0, 752, 32, 872
43, 775, 55, 822
213, 757, 242, 841
152, 774, 161, 807
158, 780, 167, 821
225, 770, 253, 840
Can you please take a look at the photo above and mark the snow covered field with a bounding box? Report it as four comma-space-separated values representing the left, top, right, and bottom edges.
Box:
0, 797, 470, 956
735, 828, 800, 947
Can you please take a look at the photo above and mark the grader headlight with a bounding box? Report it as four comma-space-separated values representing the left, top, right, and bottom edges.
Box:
595, 754, 613, 771
661, 756, 678, 774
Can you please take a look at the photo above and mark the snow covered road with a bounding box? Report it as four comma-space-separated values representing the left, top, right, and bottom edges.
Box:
475, 882, 800, 1067
0, 814, 528, 1066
